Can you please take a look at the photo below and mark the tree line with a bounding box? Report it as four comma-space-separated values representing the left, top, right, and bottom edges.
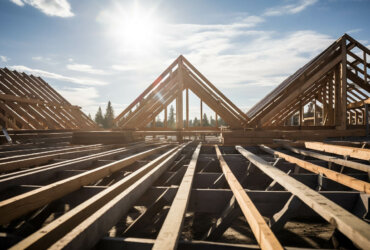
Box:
153, 105, 226, 128
94, 101, 115, 128
93, 103, 226, 129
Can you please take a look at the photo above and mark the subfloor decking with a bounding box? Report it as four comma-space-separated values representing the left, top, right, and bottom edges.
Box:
0, 138, 369, 249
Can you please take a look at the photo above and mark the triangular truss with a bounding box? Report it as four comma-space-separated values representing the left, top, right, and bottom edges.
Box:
115, 56, 248, 130
247, 34, 370, 129
0, 68, 97, 130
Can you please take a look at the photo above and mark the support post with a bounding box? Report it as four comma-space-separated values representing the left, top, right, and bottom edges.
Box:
186, 88, 189, 128
164, 106, 167, 128
338, 38, 347, 129
200, 100, 203, 127
176, 60, 184, 130
366, 104, 369, 137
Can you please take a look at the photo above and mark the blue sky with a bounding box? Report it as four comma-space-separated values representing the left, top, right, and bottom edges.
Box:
0, 0, 369, 119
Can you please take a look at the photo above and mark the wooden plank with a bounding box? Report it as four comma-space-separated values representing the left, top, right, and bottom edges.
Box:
186, 88, 189, 128
260, 145, 370, 193
305, 141, 370, 161
153, 143, 201, 250
47, 142, 187, 250
215, 145, 283, 250
0, 145, 140, 191
236, 145, 370, 249
0, 145, 169, 224
281, 143, 370, 173
12, 144, 187, 250
0, 144, 100, 163
0, 145, 102, 173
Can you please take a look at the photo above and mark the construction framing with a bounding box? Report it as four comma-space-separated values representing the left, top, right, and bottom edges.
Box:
0, 34, 369, 249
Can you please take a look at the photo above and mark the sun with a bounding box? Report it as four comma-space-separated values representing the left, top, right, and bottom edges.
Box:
101, 2, 162, 54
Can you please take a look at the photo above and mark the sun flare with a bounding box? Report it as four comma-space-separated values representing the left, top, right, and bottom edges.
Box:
102, 2, 162, 53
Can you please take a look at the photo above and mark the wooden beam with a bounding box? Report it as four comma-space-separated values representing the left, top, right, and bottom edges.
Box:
181, 56, 248, 122
305, 141, 370, 161
236, 145, 370, 249
12, 144, 186, 250
260, 54, 342, 125
0, 145, 170, 224
0, 145, 102, 173
200, 100, 203, 126
260, 145, 370, 194
115, 56, 180, 122
153, 143, 201, 250
280, 143, 370, 173
347, 98, 370, 109
176, 58, 184, 130
164, 106, 168, 128
215, 146, 283, 250
47, 143, 188, 250
0, 145, 140, 192
186, 88, 189, 128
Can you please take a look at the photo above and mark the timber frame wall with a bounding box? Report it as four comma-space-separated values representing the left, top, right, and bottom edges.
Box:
0, 68, 97, 130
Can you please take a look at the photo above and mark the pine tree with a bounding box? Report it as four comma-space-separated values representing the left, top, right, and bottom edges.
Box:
103, 101, 115, 129
188, 119, 193, 127
210, 115, 216, 126
218, 117, 226, 126
156, 116, 163, 127
168, 105, 175, 129
193, 117, 200, 127
95, 106, 104, 127
203, 113, 210, 126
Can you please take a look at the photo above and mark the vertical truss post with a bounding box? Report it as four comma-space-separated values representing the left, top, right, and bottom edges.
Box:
200, 100, 203, 127
339, 37, 348, 129
299, 101, 303, 126
364, 51, 367, 86
186, 88, 189, 128
329, 72, 334, 125
176, 59, 184, 130
366, 104, 369, 137
164, 106, 167, 128
335, 65, 341, 127
215, 112, 218, 128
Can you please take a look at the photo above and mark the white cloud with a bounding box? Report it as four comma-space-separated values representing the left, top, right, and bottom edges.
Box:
160, 19, 333, 88
0, 55, 9, 62
264, 0, 317, 16
8, 65, 108, 86
9, 0, 74, 17
346, 28, 362, 35
111, 64, 137, 72
32, 56, 52, 61
67, 64, 108, 75
10, 0, 24, 6
56, 87, 99, 114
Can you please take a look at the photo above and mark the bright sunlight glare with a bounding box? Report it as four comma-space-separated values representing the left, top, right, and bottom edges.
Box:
99, 1, 162, 54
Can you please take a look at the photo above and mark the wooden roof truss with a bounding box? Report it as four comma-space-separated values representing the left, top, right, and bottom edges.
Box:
0, 68, 97, 130
115, 56, 248, 130
247, 34, 370, 129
